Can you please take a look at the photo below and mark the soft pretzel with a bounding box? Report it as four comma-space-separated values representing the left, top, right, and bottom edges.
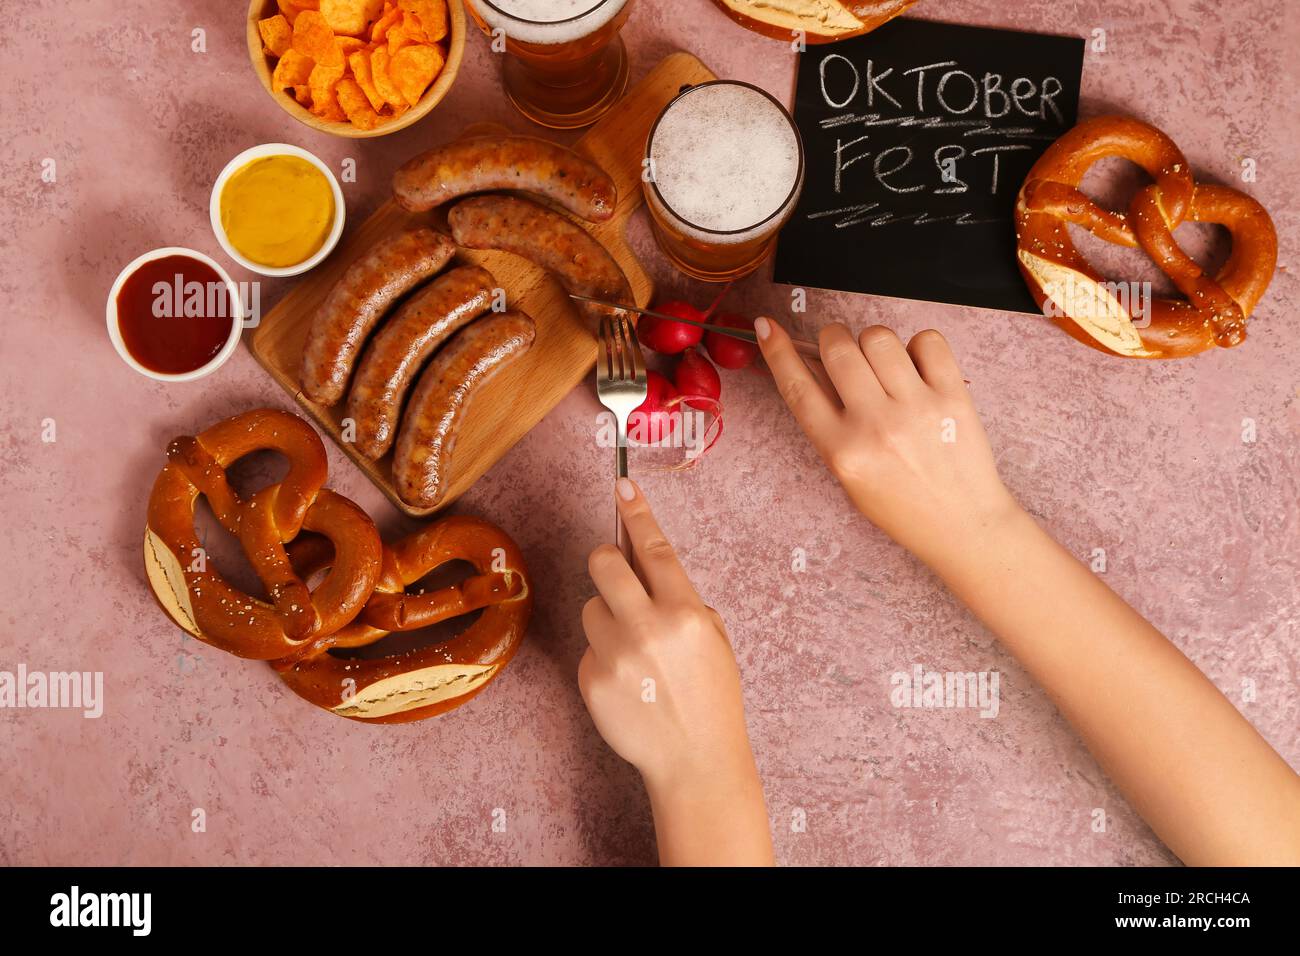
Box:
144, 408, 382, 659
277, 516, 533, 723
1015, 115, 1277, 359
145, 410, 533, 723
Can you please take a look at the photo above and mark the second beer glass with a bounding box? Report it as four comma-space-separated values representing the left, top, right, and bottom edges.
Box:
643, 80, 805, 282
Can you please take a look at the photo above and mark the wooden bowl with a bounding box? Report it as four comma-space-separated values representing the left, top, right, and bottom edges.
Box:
246, 0, 466, 138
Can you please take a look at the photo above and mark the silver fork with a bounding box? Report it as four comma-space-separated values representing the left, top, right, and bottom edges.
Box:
595, 311, 647, 562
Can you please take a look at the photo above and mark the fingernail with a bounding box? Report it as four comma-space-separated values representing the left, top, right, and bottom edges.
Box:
754, 316, 771, 340
616, 477, 636, 501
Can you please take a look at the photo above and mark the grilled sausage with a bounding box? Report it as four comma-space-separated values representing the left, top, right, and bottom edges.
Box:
393, 312, 536, 509
447, 195, 632, 327
299, 229, 455, 406
392, 135, 618, 223
346, 265, 497, 460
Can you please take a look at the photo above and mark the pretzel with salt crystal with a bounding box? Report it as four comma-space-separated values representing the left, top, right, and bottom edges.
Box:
277, 515, 533, 723
144, 408, 382, 660
1015, 115, 1277, 359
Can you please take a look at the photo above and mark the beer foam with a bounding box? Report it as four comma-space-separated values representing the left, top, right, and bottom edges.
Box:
648, 83, 803, 244
474, 0, 628, 44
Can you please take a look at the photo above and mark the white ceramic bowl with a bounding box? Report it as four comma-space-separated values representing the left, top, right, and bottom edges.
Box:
106, 246, 244, 383
209, 143, 345, 277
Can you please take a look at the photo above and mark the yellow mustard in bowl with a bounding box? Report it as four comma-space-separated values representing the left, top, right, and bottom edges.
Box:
219, 155, 334, 268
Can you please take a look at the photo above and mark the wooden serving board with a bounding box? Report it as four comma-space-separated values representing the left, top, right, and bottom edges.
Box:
251, 52, 716, 516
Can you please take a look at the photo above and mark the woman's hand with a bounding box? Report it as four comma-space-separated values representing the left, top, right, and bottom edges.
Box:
756, 317, 1300, 865
754, 318, 1020, 571
580, 478, 773, 865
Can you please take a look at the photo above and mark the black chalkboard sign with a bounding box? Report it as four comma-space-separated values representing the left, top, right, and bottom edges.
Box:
773, 18, 1085, 314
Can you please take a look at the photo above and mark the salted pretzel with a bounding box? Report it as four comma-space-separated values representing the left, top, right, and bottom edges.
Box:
1015, 115, 1277, 359
276, 516, 533, 723
144, 408, 382, 659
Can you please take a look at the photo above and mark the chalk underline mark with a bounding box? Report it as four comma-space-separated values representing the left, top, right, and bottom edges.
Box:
818, 113, 1058, 141
807, 203, 1004, 228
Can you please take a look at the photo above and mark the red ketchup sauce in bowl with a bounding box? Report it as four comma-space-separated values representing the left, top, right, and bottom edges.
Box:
106, 248, 243, 381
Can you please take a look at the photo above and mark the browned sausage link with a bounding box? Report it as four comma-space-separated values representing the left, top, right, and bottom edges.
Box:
447, 196, 632, 327
393, 312, 536, 509
393, 135, 618, 223
299, 229, 455, 406
346, 265, 497, 460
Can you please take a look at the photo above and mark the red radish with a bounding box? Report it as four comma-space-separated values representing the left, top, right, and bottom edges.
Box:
637, 300, 705, 354
673, 349, 721, 409
704, 312, 759, 369
628, 371, 679, 444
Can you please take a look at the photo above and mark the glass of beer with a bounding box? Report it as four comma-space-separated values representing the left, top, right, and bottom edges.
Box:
466, 0, 634, 129
643, 80, 805, 282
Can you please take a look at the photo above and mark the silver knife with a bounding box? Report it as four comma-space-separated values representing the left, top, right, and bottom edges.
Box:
568, 294, 823, 361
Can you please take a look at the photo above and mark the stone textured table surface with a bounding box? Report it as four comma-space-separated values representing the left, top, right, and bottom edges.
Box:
2, 0, 1296, 865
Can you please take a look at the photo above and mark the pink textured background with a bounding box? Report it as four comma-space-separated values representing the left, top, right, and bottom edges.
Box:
2, 0, 1297, 866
